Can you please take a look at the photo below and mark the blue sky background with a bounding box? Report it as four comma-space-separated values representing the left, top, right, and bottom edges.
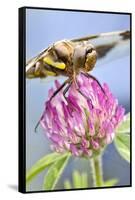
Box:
26, 8, 130, 191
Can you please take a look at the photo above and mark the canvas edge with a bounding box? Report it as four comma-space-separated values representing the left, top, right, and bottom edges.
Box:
18, 6, 132, 194
18, 7, 26, 193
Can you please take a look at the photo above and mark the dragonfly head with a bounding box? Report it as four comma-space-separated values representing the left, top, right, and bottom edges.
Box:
73, 43, 97, 74
84, 44, 97, 72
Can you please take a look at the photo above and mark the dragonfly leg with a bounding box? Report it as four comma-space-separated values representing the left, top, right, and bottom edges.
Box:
35, 78, 70, 133
63, 81, 73, 100
75, 77, 93, 107
81, 72, 105, 95
77, 89, 93, 108
50, 78, 70, 101
34, 114, 44, 133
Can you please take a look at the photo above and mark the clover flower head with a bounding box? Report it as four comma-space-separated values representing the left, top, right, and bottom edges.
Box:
40, 74, 125, 157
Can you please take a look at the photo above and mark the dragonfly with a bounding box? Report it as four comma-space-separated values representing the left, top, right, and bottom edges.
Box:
26, 30, 130, 100
26, 30, 130, 131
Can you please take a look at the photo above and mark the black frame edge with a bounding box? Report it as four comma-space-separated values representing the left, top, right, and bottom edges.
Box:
18, 7, 26, 193
20, 6, 131, 15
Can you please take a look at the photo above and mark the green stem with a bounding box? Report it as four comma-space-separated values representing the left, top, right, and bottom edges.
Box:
90, 156, 103, 187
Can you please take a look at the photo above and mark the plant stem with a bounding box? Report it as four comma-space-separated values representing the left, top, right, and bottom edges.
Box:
90, 156, 103, 187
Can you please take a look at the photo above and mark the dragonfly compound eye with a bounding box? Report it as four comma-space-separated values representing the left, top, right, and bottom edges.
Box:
84, 48, 97, 72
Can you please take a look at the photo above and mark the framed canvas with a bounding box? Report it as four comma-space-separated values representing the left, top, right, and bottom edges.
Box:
19, 7, 132, 193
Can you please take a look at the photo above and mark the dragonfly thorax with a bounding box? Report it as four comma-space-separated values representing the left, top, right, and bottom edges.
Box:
26, 40, 97, 79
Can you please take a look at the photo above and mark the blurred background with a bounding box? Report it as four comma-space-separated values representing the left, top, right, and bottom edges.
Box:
26, 8, 130, 191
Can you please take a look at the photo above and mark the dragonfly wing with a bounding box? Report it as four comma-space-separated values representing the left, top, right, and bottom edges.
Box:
95, 38, 130, 66
71, 30, 130, 66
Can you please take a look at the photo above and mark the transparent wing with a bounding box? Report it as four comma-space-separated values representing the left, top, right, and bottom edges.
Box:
71, 30, 130, 66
